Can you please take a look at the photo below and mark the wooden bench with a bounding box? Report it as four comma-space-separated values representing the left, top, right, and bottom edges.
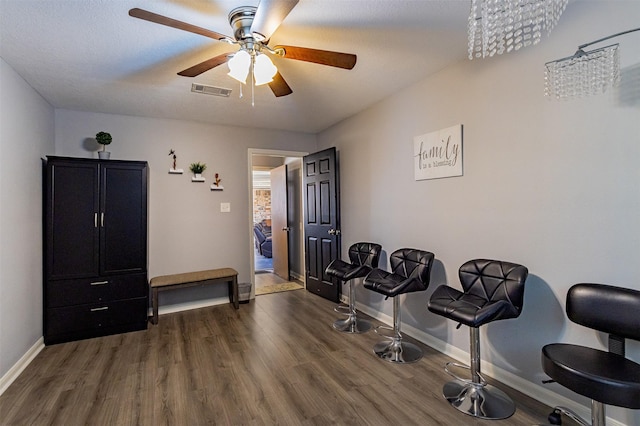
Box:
149, 268, 239, 324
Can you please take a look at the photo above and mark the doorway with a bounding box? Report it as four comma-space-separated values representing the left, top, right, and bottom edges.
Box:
249, 149, 307, 297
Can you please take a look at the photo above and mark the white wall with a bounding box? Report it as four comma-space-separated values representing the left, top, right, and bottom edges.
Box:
54, 110, 316, 307
318, 2, 640, 424
0, 58, 54, 379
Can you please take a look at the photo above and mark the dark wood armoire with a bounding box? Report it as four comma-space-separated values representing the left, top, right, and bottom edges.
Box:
43, 156, 148, 344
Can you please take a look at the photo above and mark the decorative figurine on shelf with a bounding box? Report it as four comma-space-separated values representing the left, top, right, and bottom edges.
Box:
96, 131, 112, 159
189, 162, 207, 182
211, 172, 224, 191
168, 149, 183, 174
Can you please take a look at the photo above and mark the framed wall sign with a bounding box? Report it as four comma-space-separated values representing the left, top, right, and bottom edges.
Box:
414, 124, 463, 181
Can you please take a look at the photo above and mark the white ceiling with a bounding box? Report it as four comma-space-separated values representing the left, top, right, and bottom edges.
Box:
2, 1, 482, 133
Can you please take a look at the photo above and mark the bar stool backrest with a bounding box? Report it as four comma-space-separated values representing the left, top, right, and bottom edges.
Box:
459, 259, 528, 319
567, 283, 640, 342
348, 242, 382, 269
389, 248, 435, 290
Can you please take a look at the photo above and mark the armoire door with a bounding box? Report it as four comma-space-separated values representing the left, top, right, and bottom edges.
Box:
100, 162, 148, 275
45, 160, 100, 280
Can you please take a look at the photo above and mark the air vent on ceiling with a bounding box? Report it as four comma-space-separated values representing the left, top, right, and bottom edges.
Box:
191, 83, 232, 97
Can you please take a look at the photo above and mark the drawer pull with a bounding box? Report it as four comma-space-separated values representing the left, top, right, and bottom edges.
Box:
90, 280, 109, 286
90, 306, 109, 312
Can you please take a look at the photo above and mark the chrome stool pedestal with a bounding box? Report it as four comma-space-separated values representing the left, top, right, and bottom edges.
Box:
325, 242, 382, 334
333, 279, 372, 333
442, 328, 515, 420
373, 296, 422, 363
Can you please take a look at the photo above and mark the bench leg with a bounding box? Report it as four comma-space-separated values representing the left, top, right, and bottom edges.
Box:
152, 287, 159, 324
230, 275, 239, 309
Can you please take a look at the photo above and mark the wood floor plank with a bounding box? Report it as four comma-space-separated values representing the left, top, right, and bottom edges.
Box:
0, 289, 555, 425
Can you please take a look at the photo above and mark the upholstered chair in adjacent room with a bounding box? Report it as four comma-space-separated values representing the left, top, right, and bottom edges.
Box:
542, 283, 640, 426
363, 248, 435, 363
325, 242, 382, 333
427, 259, 528, 420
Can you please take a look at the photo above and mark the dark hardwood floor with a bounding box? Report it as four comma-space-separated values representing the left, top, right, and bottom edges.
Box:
0, 290, 555, 425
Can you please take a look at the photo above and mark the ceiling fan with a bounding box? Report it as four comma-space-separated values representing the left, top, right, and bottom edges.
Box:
129, 0, 357, 98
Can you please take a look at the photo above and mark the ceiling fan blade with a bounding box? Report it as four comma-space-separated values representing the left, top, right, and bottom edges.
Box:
129, 8, 230, 41
177, 53, 231, 77
250, 0, 299, 41
275, 45, 357, 70
268, 71, 293, 97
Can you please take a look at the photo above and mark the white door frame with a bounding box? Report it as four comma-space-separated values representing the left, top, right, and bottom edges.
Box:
248, 148, 308, 298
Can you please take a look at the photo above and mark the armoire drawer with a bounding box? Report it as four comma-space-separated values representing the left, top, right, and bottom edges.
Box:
45, 297, 148, 336
46, 273, 148, 308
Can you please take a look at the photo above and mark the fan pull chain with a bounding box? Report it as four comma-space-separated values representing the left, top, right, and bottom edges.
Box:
251, 57, 255, 107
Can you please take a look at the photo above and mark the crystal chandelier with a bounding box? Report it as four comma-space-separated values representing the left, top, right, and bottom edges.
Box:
468, 0, 568, 60
544, 28, 640, 100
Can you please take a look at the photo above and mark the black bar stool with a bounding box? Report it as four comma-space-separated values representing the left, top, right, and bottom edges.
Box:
542, 283, 640, 426
364, 248, 434, 363
325, 242, 382, 333
427, 259, 528, 420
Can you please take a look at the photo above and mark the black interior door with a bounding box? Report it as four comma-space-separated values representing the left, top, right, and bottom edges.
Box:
303, 147, 341, 302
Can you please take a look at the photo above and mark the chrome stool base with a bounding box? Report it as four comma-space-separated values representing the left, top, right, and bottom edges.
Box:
443, 379, 515, 420
373, 338, 423, 364
333, 316, 372, 333
371, 297, 423, 363
332, 278, 372, 334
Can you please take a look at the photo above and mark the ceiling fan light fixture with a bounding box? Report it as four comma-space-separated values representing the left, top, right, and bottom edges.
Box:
227, 49, 251, 83
253, 53, 278, 85
129, 4, 356, 100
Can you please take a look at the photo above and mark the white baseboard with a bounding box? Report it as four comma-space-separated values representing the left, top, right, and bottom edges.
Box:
355, 301, 627, 426
0, 337, 44, 396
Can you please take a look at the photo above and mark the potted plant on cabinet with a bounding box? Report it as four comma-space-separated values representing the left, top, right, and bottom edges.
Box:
189, 162, 207, 181
96, 131, 112, 159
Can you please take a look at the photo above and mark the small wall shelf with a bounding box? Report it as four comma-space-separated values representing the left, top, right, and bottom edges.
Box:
169, 168, 184, 174
211, 185, 224, 191
192, 177, 205, 182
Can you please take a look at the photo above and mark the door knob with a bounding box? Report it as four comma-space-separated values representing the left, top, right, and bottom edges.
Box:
328, 228, 341, 235
282, 227, 292, 232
